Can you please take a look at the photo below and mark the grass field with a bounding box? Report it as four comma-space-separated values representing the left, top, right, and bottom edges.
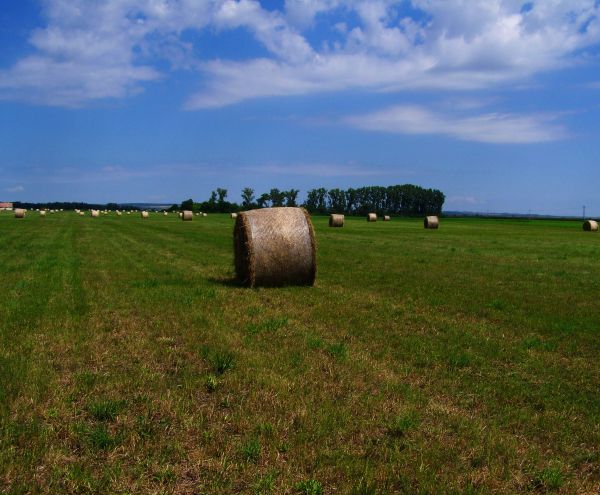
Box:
1, 211, 599, 494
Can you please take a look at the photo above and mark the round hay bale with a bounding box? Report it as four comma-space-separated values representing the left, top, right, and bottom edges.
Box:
141, 211, 149, 219
383, 215, 391, 221
231, 213, 238, 219
182, 210, 193, 221
424, 216, 439, 229
91, 210, 99, 218
116, 211, 122, 216
79, 211, 85, 216
234, 207, 316, 288
583, 220, 599, 232
40, 210, 46, 217
329, 214, 344, 227
164, 212, 168, 216
367, 213, 377, 222
14, 208, 25, 218
202, 213, 207, 217
127, 211, 131, 215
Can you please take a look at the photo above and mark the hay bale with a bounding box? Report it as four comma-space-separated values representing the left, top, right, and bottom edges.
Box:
116, 211, 122, 216
182, 210, 193, 221
424, 216, 439, 229
14, 208, 26, 218
231, 213, 238, 219
91, 210, 99, 218
329, 214, 344, 227
367, 213, 377, 222
164, 212, 168, 216
383, 215, 391, 221
141, 211, 149, 219
79, 211, 85, 216
583, 220, 599, 232
40, 210, 46, 217
234, 207, 316, 287
203, 213, 207, 217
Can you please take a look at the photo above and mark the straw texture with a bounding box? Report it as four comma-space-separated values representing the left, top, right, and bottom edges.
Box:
234, 207, 316, 288
329, 214, 344, 227
583, 220, 599, 232
182, 210, 193, 221
424, 216, 439, 229
367, 213, 377, 222
383, 215, 391, 221
14, 209, 25, 218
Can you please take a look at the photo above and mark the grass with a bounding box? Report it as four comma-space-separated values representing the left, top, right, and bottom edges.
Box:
0, 211, 599, 493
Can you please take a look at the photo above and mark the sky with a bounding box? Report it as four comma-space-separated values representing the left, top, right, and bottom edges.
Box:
1, 0, 600, 215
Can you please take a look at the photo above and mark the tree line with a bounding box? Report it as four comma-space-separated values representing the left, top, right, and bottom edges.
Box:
175, 184, 444, 216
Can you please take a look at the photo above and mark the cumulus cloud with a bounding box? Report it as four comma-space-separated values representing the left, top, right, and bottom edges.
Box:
0, 0, 598, 109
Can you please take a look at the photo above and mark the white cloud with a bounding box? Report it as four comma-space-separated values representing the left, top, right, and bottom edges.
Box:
0, 1, 599, 108
344, 104, 567, 143
5, 185, 25, 192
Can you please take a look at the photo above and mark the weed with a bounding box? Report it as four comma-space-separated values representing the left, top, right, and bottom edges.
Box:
326, 342, 348, 361
531, 466, 563, 490
205, 374, 218, 392
240, 437, 261, 463
254, 470, 277, 494
294, 479, 324, 495
209, 350, 235, 375
387, 412, 418, 438
87, 399, 125, 421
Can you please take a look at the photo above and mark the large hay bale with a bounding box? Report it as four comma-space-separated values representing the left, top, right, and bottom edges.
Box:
231, 213, 238, 219
164, 212, 168, 216
583, 220, 599, 232
383, 215, 391, 221
424, 216, 439, 229
91, 210, 99, 218
182, 210, 193, 221
14, 208, 26, 218
234, 207, 316, 288
40, 210, 46, 217
367, 213, 377, 222
329, 214, 344, 227
141, 211, 149, 219
203, 213, 207, 217
79, 211, 85, 216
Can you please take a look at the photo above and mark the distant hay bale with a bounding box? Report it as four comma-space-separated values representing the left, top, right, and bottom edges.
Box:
424, 216, 439, 229
79, 211, 85, 216
141, 211, 149, 219
234, 207, 316, 288
202, 213, 207, 217
14, 209, 25, 218
116, 211, 122, 216
164, 212, 168, 216
178, 212, 183, 218
329, 214, 344, 227
40, 210, 46, 217
231, 213, 238, 219
583, 220, 599, 232
91, 210, 99, 218
383, 215, 391, 221
182, 210, 193, 221
127, 211, 131, 215
367, 213, 377, 222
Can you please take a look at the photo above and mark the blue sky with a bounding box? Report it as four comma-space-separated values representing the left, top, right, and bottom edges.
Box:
1, 0, 600, 215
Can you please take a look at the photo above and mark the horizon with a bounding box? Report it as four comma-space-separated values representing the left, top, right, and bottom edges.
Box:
1, 1, 600, 217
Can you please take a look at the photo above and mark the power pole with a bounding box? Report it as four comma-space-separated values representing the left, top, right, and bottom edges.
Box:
583, 205, 586, 220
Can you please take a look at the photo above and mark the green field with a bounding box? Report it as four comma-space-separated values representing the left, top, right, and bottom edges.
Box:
1, 211, 599, 494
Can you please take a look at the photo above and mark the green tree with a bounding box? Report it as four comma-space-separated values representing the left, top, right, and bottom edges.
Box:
181, 198, 194, 211
241, 187, 255, 209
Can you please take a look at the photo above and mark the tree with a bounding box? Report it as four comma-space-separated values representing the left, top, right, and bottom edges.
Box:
241, 187, 255, 209
216, 188, 228, 204
257, 193, 271, 208
181, 198, 194, 211
284, 189, 299, 207
269, 188, 286, 207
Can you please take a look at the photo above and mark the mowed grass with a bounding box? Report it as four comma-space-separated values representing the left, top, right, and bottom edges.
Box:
1, 211, 599, 494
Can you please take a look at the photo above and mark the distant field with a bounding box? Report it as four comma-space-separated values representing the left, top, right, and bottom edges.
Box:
1, 211, 599, 494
